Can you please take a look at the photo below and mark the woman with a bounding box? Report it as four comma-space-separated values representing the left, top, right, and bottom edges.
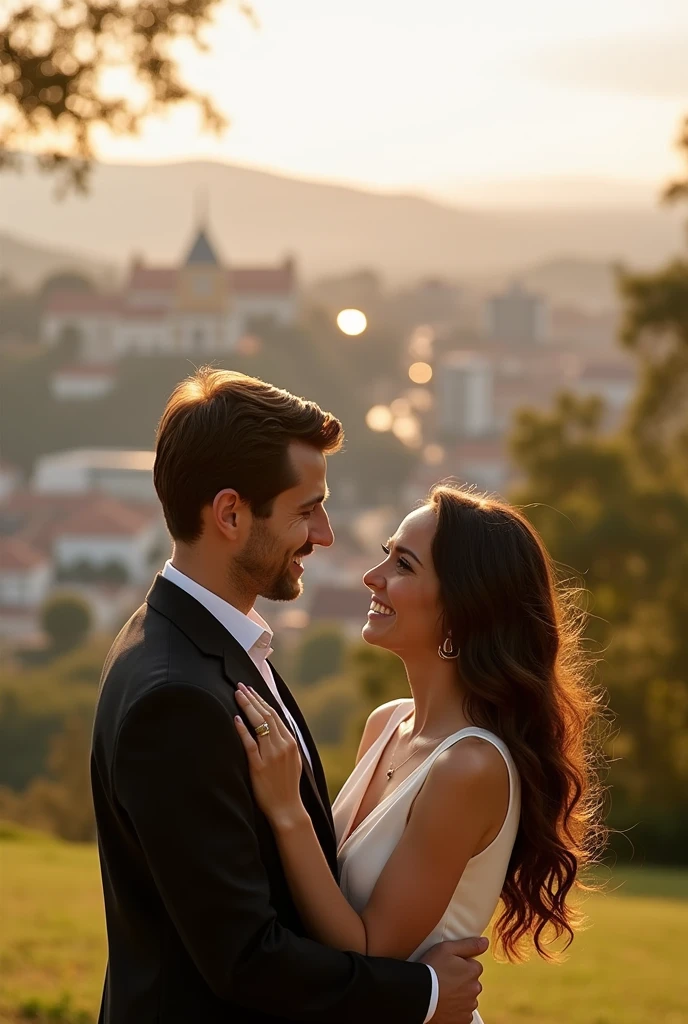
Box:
234, 484, 605, 1017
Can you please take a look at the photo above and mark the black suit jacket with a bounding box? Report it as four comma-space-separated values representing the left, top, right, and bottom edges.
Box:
91, 574, 432, 1023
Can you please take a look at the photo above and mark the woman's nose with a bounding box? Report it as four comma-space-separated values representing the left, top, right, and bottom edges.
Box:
363, 564, 386, 590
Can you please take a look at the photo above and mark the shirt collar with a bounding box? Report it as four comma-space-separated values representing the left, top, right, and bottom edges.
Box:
161, 560, 273, 656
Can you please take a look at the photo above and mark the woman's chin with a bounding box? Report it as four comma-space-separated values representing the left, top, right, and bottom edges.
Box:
362, 620, 392, 648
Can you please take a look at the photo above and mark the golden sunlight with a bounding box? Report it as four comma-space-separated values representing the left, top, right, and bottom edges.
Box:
337, 309, 368, 336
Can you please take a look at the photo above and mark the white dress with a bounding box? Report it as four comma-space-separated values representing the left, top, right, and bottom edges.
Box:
332, 700, 521, 1024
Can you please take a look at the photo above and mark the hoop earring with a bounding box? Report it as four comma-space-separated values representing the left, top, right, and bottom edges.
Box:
438, 634, 459, 660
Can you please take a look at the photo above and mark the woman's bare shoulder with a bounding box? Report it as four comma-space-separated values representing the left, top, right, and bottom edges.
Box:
355, 699, 411, 764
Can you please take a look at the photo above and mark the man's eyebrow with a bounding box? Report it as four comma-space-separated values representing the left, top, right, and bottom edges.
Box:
387, 537, 424, 568
297, 487, 329, 510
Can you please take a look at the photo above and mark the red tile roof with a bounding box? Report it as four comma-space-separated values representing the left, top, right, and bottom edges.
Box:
128, 267, 178, 291
46, 260, 296, 317
229, 266, 295, 294
0, 537, 48, 570
44, 294, 122, 315
54, 497, 156, 538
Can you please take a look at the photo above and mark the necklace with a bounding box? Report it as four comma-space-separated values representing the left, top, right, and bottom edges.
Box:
386, 732, 434, 780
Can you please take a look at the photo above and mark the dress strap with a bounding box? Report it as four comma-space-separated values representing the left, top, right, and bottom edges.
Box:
414, 727, 519, 828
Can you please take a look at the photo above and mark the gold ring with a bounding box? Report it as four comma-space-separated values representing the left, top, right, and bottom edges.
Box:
255, 721, 270, 738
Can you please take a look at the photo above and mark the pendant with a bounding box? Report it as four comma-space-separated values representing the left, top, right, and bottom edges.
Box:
386, 769, 394, 779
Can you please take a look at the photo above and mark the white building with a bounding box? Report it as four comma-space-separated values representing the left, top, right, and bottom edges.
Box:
41, 224, 298, 362
436, 351, 495, 438
51, 364, 117, 401
0, 462, 21, 503
0, 537, 52, 608
572, 360, 636, 429
52, 497, 164, 585
0, 537, 52, 640
485, 282, 548, 345
33, 449, 157, 504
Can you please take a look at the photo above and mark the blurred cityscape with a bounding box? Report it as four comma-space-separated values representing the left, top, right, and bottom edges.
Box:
0, 212, 635, 656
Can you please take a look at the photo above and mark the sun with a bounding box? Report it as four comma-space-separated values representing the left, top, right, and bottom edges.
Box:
336, 309, 367, 336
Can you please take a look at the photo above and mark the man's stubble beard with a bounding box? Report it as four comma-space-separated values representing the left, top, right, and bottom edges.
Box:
230, 517, 303, 603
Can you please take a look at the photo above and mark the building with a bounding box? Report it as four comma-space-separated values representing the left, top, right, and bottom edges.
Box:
50, 364, 117, 401
33, 449, 157, 503
0, 461, 21, 503
485, 282, 548, 345
0, 537, 52, 640
52, 496, 164, 586
572, 360, 636, 428
436, 351, 495, 439
0, 488, 168, 646
41, 223, 298, 362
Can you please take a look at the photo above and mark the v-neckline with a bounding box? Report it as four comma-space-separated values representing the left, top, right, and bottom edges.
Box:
338, 702, 420, 852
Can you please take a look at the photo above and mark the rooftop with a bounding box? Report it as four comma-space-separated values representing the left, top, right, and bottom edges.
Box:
0, 537, 48, 570
35, 448, 155, 474
185, 227, 221, 266
53, 496, 158, 538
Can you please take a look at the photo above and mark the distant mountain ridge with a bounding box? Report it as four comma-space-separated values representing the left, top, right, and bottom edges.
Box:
0, 230, 115, 290
0, 158, 684, 289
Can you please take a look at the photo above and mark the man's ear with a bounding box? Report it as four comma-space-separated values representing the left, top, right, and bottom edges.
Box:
213, 489, 249, 541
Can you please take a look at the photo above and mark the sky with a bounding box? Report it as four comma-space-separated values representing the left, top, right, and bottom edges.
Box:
92, 0, 688, 203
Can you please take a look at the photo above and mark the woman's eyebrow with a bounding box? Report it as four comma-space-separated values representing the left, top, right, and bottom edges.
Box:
388, 538, 423, 567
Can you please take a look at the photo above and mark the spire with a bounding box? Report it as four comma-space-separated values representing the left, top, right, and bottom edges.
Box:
185, 229, 219, 265
195, 187, 209, 230
185, 190, 220, 265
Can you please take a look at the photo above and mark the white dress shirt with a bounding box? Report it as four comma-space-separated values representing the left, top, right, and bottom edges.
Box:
161, 560, 438, 1022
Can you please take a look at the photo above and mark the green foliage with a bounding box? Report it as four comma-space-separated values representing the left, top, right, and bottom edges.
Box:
56, 560, 130, 585
618, 259, 688, 476
0, 641, 106, 790
293, 624, 346, 687
509, 379, 688, 861
19, 991, 93, 1023
0, 1, 255, 193
40, 594, 93, 655
294, 676, 358, 745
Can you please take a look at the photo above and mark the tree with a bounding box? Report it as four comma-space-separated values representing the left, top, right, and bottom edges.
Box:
39, 271, 95, 299
40, 592, 94, 654
617, 113, 688, 479
294, 624, 347, 688
0, 0, 255, 193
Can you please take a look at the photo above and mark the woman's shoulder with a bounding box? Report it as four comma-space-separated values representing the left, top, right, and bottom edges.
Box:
355, 699, 412, 764
423, 730, 514, 812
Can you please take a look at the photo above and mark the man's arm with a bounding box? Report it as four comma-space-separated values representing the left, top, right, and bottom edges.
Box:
113, 681, 432, 1024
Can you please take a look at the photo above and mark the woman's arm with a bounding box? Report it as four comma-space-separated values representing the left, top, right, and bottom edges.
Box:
234, 685, 509, 960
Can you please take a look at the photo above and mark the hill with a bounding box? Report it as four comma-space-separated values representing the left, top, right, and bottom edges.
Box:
0, 230, 116, 291
0, 159, 684, 285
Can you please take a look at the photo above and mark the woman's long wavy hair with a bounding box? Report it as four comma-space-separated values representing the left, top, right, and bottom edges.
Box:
426, 483, 607, 961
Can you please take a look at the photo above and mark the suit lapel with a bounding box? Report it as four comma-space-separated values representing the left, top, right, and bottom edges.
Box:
270, 665, 334, 820
146, 575, 338, 871
223, 647, 338, 871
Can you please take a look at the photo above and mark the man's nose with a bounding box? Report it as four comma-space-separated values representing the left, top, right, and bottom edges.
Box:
310, 508, 334, 548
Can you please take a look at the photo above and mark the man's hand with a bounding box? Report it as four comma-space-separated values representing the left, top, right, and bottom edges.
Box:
421, 935, 488, 1024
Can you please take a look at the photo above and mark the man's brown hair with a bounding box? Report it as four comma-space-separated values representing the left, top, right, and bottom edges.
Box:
154, 367, 344, 542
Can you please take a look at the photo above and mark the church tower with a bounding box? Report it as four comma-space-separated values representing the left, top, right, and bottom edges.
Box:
175, 207, 230, 315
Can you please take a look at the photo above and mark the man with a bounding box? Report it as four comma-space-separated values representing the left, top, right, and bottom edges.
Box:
91, 367, 486, 1023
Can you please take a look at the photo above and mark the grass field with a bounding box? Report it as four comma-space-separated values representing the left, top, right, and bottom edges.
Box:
1, 823, 687, 1024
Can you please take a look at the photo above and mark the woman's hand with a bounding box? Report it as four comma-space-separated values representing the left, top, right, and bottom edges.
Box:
233, 684, 307, 830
